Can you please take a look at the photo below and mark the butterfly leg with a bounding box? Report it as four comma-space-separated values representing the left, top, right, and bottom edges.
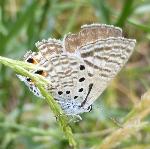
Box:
75, 115, 82, 121
68, 115, 82, 123
54, 113, 65, 121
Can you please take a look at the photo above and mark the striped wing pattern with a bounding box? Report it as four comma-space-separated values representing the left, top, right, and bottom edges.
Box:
30, 39, 90, 104
64, 24, 122, 53
77, 37, 136, 108
19, 24, 136, 115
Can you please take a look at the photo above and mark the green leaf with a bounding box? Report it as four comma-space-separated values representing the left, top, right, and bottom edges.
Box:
115, 0, 135, 27
0, 0, 39, 52
90, 0, 110, 24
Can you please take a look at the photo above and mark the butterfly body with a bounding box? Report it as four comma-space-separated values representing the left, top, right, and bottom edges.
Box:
58, 100, 92, 115
17, 24, 136, 117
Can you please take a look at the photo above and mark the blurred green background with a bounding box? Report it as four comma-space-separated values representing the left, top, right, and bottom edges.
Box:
0, 0, 150, 148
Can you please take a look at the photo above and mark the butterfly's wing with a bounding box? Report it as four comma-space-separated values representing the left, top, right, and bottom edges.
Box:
33, 39, 91, 105
18, 39, 65, 97
18, 24, 136, 115
76, 37, 136, 108
23, 39, 63, 67
64, 24, 136, 109
34, 25, 136, 110
64, 24, 122, 53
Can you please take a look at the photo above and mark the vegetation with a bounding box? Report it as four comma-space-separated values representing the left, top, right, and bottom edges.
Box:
0, 0, 150, 148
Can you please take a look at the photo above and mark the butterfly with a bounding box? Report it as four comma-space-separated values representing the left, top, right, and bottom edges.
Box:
17, 24, 136, 119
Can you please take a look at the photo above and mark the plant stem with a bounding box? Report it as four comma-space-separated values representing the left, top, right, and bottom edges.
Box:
0, 56, 77, 147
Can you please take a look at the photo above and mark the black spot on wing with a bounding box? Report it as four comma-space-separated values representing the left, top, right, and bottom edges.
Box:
58, 91, 63, 95
79, 77, 85, 82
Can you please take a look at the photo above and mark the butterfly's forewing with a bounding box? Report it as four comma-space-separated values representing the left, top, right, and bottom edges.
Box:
63, 24, 136, 108
77, 37, 136, 108
64, 24, 122, 53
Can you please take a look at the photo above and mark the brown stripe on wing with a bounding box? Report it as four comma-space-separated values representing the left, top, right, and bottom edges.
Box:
95, 55, 108, 61
64, 24, 122, 53
81, 51, 94, 58
84, 59, 100, 69
81, 47, 112, 58
79, 38, 136, 108
84, 58, 110, 71
107, 59, 121, 66
35, 39, 63, 56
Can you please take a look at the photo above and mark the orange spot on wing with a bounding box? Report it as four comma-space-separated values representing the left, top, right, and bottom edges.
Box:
27, 57, 39, 64
33, 59, 39, 64
42, 71, 48, 77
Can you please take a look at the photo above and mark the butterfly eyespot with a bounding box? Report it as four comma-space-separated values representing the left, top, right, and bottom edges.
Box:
27, 57, 38, 64
27, 78, 31, 82
35, 70, 48, 77
74, 96, 78, 99
35, 70, 43, 75
87, 105, 92, 112
27, 58, 34, 63
79, 77, 85, 82
79, 88, 83, 92
58, 91, 63, 95
66, 91, 70, 94
80, 65, 85, 70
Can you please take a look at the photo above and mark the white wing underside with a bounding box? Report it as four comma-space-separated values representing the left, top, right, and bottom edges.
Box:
76, 37, 135, 108
23, 24, 136, 110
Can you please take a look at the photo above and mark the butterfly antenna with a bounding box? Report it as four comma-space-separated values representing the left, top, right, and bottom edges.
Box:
96, 100, 123, 128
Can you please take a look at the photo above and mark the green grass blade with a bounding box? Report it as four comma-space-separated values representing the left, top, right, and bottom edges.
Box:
89, 0, 110, 24
115, 0, 135, 27
0, 0, 38, 51
0, 56, 77, 147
